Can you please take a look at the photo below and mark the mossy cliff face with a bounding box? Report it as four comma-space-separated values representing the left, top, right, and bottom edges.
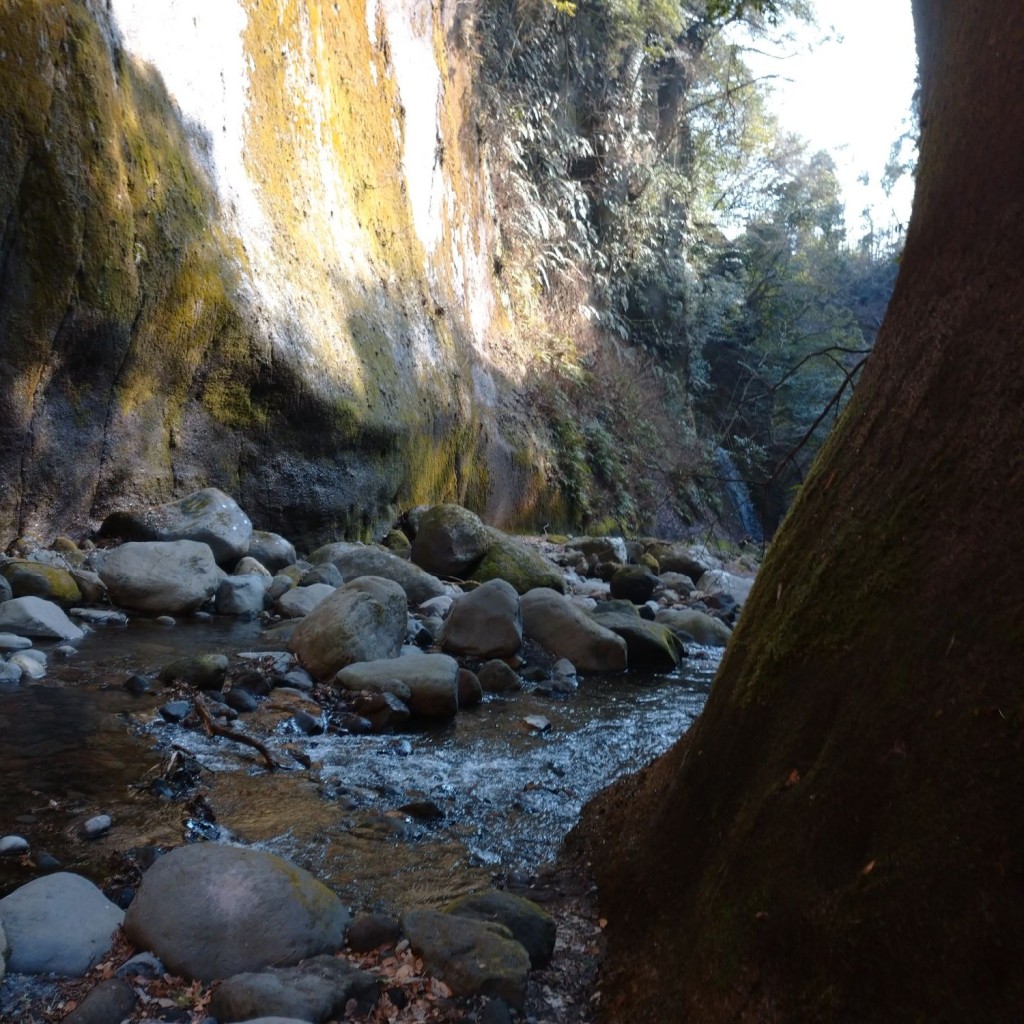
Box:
0, 0, 540, 548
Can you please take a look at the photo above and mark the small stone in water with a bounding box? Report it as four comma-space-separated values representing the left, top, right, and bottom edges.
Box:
292, 709, 324, 735
0, 835, 29, 855
80, 814, 112, 839
54, 645, 76, 658
0, 633, 32, 651
159, 701, 191, 723
523, 715, 552, 733
155, 615, 176, 627
394, 739, 413, 757
124, 673, 150, 694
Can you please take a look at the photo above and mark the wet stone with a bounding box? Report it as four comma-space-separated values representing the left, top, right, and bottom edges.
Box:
159, 701, 191, 723
0, 835, 29, 855
62, 977, 136, 1024
80, 815, 112, 840
347, 912, 402, 952
225, 688, 259, 713
0, 633, 33, 651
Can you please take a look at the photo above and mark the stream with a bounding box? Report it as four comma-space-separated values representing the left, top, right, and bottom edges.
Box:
0, 618, 718, 914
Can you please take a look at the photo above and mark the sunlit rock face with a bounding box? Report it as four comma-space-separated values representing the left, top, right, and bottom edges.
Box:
0, 0, 524, 549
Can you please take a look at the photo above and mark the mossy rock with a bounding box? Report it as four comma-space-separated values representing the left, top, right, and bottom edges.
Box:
446, 890, 557, 968
0, 560, 82, 607
469, 529, 565, 595
410, 505, 491, 577
588, 610, 684, 671
381, 529, 412, 559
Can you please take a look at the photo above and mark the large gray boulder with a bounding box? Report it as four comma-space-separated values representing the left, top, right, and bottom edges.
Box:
209, 955, 378, 1023
401, 909, 531, 1008
0, 596, 84, 640
308, 542, 446, 605
654, 607, 733, 647
289, 576, 407, 679
468, 529, 566, 595
520, 588, 627, 673
409, 505, 491, 577
123, 845, 350, 981
334, 652, 460, 719
645, 541, 718, 583
98, 540, 222, 614
439, 579, 522, 659
0, 873, 123, 976
100, 488, 252, 565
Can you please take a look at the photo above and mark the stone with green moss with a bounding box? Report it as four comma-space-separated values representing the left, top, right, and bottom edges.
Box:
588, 609, 684, 671
469, 529, 565, 595
0, 560, 82, 607
410, 505, 491, 578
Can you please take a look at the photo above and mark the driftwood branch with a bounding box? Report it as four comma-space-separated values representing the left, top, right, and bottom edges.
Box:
195, 699, 280, 771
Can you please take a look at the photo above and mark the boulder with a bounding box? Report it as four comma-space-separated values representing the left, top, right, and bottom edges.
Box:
458, 668, 483, 708
209, 955, 378, 1023
446, 891, 556, 968
401, 909, 530, 1008
63, 978, 136, 1024
123, 845, 350, 981
216, 575, 269, 618
0, 559, 81, 605
308, 542, 446, 605
0, 916, 6, 983
276, 583, 335, 619
234, 556, 273, 578
645, 542, 718, 583
588, 610, 684, 671
0, 596, 84, 640
247, 530, 298, 573
696, 569, 756, 607
0, 873, 123, 975
656, 571, 696, 598
654, 607, 733, 647
100, 488, 253, 565
69, 568, 107, 603
0, 576, 11, 603
608, 565, 659, 604
477, 659, 521, 693
439, 579, 522, 659
300, 563, 345, 588
289, 577, 407, 679
409, 505, 491, 577
520, 589, 627, 673
381, 529, 412, 559
566, 535, 628, 564
469, 530, 565, 595
98, 540, 222, 614
334, 652, 460, 719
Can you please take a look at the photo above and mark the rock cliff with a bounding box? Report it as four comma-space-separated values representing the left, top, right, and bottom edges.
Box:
0, 0, 538, 548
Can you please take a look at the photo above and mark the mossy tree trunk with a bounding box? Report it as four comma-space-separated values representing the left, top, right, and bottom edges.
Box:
575, 2, 1024, 1020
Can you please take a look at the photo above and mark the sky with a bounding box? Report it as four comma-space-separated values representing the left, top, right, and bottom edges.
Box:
743, 0, 919, 238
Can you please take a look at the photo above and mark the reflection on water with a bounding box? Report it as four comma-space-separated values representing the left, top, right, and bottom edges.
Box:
0, 616, 717, 910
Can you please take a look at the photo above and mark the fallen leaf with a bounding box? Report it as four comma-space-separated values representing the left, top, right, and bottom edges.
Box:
861, 859, 877, 876
598, 918, 608, 929
784, 769, 800, 788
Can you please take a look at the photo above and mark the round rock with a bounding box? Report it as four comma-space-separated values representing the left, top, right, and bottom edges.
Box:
123, 844, 351, 981
0, 872, 124, 975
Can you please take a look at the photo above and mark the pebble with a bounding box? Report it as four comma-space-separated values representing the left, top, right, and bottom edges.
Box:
155, 615, 176, 627
0, 835, 29, 855
54, 644, 77, 658
0, 632, 32, 651
80, 814, 112, 840
33, 850, 61, 871
115, 951, 165, 980
523, 715, 552, 733
10, 651, 46, 679
291, 710, 324, 735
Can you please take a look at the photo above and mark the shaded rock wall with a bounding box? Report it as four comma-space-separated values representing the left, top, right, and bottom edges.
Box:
0, 0, 532, 549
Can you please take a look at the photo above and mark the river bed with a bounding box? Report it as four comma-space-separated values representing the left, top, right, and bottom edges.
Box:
0, 617, 717, 913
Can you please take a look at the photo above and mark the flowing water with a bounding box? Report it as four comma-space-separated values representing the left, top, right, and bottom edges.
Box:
0, 619, 717, 912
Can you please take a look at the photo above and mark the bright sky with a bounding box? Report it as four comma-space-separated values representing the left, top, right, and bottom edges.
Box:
745, 0, 919, 238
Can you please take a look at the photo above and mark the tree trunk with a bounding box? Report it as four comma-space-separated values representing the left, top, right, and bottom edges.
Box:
574, 2, 1024, 1019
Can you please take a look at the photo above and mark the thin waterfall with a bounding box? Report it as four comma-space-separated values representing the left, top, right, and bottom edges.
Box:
715, 448, 764, 542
